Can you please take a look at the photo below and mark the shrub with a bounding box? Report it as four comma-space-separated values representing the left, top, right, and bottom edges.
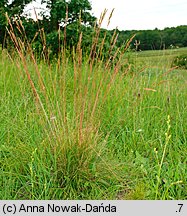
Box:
172, 55, 187, 69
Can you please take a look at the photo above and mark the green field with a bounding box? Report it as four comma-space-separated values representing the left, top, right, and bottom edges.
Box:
135, 47, 187, 67
0, 44, 187, 200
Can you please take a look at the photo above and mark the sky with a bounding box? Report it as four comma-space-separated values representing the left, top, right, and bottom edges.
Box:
90, 0, 187, 30
25, 0, 187, 30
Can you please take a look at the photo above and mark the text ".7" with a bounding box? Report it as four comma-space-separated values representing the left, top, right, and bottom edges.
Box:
176, 204, 183, 213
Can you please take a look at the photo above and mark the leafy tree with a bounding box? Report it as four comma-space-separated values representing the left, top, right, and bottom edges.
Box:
0, 1, 9, 48
41, 0, 96, 31
0, 1, 34, 18
0, 0, 34, 48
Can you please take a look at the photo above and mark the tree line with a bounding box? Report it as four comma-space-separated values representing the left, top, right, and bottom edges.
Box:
0, 0, 187, 56
115, 26, 187, 51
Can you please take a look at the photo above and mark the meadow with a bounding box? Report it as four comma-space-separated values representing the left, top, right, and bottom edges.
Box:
0, 31, 186, 200
133, 47, 187, 68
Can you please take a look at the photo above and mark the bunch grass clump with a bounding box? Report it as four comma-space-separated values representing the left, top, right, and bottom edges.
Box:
1, 11, 133, 199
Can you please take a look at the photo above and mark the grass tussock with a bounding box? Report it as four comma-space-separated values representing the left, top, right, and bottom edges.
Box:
0, 13, 187, 200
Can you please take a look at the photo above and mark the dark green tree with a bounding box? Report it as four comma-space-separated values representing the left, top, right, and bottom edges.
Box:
7, 0, 33, 16
0, 0, 34, 48
0, 1, 9, 48
41, 0, 96, 31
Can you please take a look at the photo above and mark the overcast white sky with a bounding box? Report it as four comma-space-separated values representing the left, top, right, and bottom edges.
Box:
26, 0, 187, 30
91, 0, 187, 30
